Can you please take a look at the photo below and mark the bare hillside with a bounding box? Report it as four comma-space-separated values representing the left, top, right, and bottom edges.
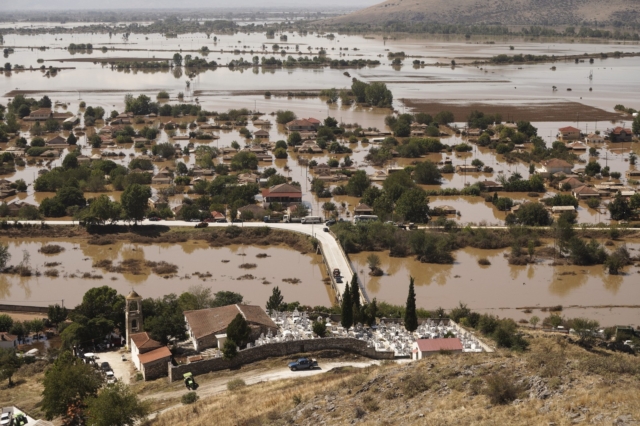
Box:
323, 0, 640, 26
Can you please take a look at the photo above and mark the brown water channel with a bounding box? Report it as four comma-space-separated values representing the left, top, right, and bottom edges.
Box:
0, 238, 332, 308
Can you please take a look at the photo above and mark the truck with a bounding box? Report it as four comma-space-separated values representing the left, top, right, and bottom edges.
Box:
262, 215, 282, 223
301, 216, 322, 224
282, 214, 302, 223
288, 358, 318, 371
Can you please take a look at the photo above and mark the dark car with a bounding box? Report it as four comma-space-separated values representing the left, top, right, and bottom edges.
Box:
323, 227, 329, 232
335, 276, 343, 283
189, 218, 201, 222
100, 362, 111, 371
216, 219, 228, 223
325, 219, 336, 226
288, 358, 318, 371
147, 217, 161, 221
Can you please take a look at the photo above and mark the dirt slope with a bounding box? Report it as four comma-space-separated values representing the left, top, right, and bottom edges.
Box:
323, 0, 640, 26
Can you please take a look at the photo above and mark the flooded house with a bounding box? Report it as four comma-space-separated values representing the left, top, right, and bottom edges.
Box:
262, 183, 303, 206
585, 133, 604, 144
536, 159, 573, 176
558, 126, 581, 141
625, 170, 640, 178
25, 108, 53, 121
572, 185, 600, 199
151, 169, 173, 185
369, 170, 388, 181
557, 177, 585, 190
253, 129, 270, 140
608, 127, 633, 142
46, 135, 67, 147
456, 164, 479, 173
481, 180, 503, 191
566, 141, 588, 150
285, 118, 321, 132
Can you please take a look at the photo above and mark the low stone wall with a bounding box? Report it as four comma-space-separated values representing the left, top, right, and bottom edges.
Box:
168, 337, 394, 382
0, 304, 57, 314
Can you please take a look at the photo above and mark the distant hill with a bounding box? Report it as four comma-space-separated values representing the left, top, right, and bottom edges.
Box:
322, 0, 640, 27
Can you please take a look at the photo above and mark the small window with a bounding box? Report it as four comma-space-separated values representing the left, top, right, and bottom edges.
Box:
131, 319, 138, 330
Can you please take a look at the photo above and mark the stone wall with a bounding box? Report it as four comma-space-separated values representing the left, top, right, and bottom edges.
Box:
168, 337, 394, 382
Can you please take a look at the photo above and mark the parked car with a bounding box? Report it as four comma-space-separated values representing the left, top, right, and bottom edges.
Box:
288, 358, 318, 371
1, 412, 11, 426
325, 219, 336, 226
147, 217, 161, 221
189, 218, 201, 222
100, 362, 111, 372
106, 370, 117, 384
216, 219, 228, 223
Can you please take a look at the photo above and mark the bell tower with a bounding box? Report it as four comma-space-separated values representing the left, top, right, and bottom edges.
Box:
125, 290, 143, 348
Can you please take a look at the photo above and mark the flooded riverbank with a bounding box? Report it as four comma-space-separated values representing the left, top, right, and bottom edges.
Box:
0, 238, 332, 308
350, 242, 640, 326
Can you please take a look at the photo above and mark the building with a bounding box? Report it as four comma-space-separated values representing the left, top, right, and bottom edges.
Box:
26, 108, 53, 121
572, 185, 600, 199
626, 170, 640, 178
130, 332, 163, 370
537, 159, 573, 175
481, 180, 503, 191
557, 177, 584, 190
184, 304, 278, 352
585, 133, 604, 144
566, 141, 587, 150
125, 291, 143, 348
148, 195, 168, 210
0, 332, 18, 349
238, 204, 268, 220
412, 338, 463, 360
138, 346, 172, 380
262, 183, 302, 206
354, 203, 374, 215
558, 126, 581, 141
254, 129, 270, 140
151, 171, 172, 185
7, 200, 36, 216
551, 205, 576, 214
285, 118, 320, 132
609, 127, 633, 142
456, 165, 478, 173
46, 135, 67, 147
210, 211, 226, 221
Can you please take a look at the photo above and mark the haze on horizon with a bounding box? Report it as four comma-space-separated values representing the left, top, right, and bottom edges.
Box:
1, 0, 379, 11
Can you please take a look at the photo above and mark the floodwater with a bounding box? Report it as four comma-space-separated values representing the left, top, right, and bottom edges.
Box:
0, 238, 332, 308
351, 242, 640, 326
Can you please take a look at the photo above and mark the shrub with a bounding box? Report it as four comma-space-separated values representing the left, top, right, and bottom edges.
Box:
38, 244, 64, 254
483, 373, 523, 405
478, 258, 491, 265
157, 91, 170, 99
181, 392, 198, 404
226, 378, 246, 391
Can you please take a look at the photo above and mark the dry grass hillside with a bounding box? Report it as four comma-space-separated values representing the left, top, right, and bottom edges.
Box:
323, 0, 640, 26
146, 331, 640, 426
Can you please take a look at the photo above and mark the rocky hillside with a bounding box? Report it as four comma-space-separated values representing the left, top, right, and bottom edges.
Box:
322, 0, 640, 27
148, 331, 640, 426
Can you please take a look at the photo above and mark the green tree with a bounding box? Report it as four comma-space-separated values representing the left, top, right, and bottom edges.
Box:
287, 131, 302, 146
633, 114, 640, 136
382, 170, 415, 202
312, 321, 327, 337
275, 110, 296, 124
222, 338, 237, 359
86, 195, 122, 225
72, 286, 126, 335
143, 294, 186, 345
345, 170, 370, 197
226, 313, 250, 348
0, 313, 13, 332
413, 161, 442, 184
0, 348, 22, 386
340, 281, 353, 329
47, 304, 68, 328
529, 316, 540, 328
396, 188, 430, 223
512, 202, 552, 226
571, 318, 600, 346
86, 382, 150, 426
0, 244, 10, 269
266, 286, 284, 312
173, 53, 183, 66
67, 132, 78, 145
608, 193, 632, 221
404, 277, 418, 332
231, 151, 258, 170
211, 291, 243, 307
121, 184, 151, 224
350, 274, 361, 324
41, 351, 103, 421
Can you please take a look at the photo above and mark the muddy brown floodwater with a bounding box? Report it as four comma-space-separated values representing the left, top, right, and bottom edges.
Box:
0, 238, 332, 308
350, 241, 640, 326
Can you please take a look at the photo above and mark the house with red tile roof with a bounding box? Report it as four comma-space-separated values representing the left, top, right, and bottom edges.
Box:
412, 338, 463, 360
558, 126, 581, 141
262, 183, 302, 206
608, 127, 633, 142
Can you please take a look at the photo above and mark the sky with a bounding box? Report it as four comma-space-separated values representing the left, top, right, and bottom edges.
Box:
1, 0, 380, 10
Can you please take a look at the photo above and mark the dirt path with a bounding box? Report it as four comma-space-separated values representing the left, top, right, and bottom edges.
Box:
143, 360, 393, 420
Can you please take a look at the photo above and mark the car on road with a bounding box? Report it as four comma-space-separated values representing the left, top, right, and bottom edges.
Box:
333, 268, 340, 277
325, 219, 336, 226
1, 412, 11, 426
189, 218, 201, 222
288, 358, 318, 371
335, 276, 343, 283
232, 219, 243, 223
323, 227, 329, 232
147, 217, 161, 221
100, 362, 111, 372
216, 218, 228, 223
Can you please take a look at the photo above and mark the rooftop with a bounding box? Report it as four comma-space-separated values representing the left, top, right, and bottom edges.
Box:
184, 304, 277, 339
138, 346, 172, 365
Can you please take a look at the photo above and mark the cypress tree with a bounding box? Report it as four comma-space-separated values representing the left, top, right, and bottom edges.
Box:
350, 274, 361, 325
404, 276, 418, 332
341, 281, 353, 329
266, 286, 284, 312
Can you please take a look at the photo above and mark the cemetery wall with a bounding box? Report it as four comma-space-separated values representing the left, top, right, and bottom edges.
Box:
168, 337, 394, 382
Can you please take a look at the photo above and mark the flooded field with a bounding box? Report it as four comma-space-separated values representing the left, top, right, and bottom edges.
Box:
351, 241, 640, 326
0, 238, 332, 307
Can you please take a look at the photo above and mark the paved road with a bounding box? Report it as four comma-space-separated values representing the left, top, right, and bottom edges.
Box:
20, 220, 359, 303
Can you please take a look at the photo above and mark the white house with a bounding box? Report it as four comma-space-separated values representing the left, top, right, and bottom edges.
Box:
411, 338, 463, 360
129, 332, 163, 370
536, 159, 573, 175
0, 332, 18, 349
